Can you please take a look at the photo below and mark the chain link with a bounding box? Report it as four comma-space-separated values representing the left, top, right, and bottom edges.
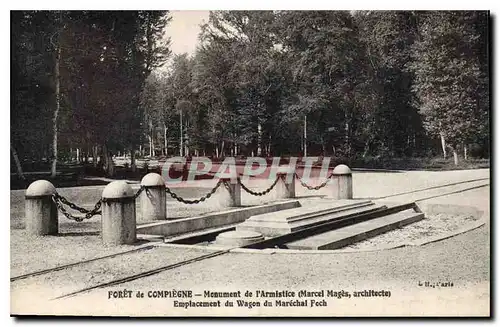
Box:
52, 193, 102, 222
133, 185, 145, 199
295, 172, 334, 190
165, 179, 223, 204
237, 176, 281, 196
54, 193, 94, 214
52, 185, 144, 221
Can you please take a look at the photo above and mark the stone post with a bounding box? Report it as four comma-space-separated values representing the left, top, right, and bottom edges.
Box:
140, 173, 166, 221
277, 172, 295, 198
101, 181, 136, 245
332, 164, 353, 200
222, 178, 241, 207
25, 180, 58, 236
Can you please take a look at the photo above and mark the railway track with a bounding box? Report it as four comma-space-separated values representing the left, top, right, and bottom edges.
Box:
10, 178, 489, 300
374, 177, 489, 200
10, 245, 157, 282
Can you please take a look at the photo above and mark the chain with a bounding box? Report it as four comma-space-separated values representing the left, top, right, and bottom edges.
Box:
295, 172, 334, 190
54, 193, 94, 214
52, 193, 102, 222
52, 185, 142, 222
237, 176, 281, 196
165, 179, 223, 204
134, 185, 145, 199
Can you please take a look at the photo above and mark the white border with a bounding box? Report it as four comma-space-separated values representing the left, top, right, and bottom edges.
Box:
3, 3, 496, 326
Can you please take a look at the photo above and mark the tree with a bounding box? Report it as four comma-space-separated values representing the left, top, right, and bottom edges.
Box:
192, 36, 238, 157
355, 11, 423, 157
12, 11, 57, 166
276, 11, 374, 157
410, 11, 489, 165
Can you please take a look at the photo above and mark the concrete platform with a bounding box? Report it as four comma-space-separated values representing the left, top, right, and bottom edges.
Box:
285, 208, 424, 250
236, 200, 380, 237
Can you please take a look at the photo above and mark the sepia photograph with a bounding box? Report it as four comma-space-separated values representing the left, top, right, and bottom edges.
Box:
9, 7, 491, 317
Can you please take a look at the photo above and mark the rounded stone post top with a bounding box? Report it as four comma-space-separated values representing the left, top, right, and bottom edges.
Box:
26, 180, 56, 197
102, 181, 134, 199
140, 173, 166, 187
333, 164, 352, 175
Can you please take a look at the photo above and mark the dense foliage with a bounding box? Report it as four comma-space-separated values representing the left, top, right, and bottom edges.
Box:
11, 10, 489, 176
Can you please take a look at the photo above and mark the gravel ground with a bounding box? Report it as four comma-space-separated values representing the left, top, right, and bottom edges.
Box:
344, 213, 480, 250
11, 246, 216, 301
10, 230, 157, 277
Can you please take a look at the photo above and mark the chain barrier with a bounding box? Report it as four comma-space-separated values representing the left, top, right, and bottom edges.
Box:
52, 185, 144, 222
52, 193, 102, 222
50, 170, 331, 221
237, 176, 281, 196
295, 172, 334, 190
165, 179, 223, 204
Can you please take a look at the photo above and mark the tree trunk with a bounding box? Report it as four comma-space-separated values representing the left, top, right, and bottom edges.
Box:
464, 144, 468, 160
363, 139, 370, 158
148, 134, 153, 157
453, 148, 459, 166
303, 115, 307, 157
93, 145, 98, 168
439, 131, 447, 160
215, 146, 219, 158
152, 131, 155, 157
11, 144, 25, 180
164, 123, 168, 156
257, 123, 262, 156
51, 44, 61, 178
221, 140, 225, 158
344, 111, 350, 157
320, 135, 326, 156
179, 109, 183, 157
131, 147, 136, 172
103, 144, 115, 177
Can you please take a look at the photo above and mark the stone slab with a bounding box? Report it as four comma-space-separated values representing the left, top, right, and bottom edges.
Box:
243, 200, 373, 224
216, 231, 265, 247
236, 202, 384, 237
136, 200, 300, 237
285, 208, 424, 250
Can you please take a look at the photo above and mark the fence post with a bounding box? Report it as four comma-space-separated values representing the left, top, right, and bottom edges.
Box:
140, 173, 166, 221
278, 172, 296, 198
25, 180, 58, 236
222, 178, 241, 207
101, 181, 136, 245
332, 164, 353, 200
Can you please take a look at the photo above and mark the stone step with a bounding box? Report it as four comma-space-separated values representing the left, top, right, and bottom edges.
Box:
244, 200, 374, 224
285, 208, 424, 250
237, 202, 384, 237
